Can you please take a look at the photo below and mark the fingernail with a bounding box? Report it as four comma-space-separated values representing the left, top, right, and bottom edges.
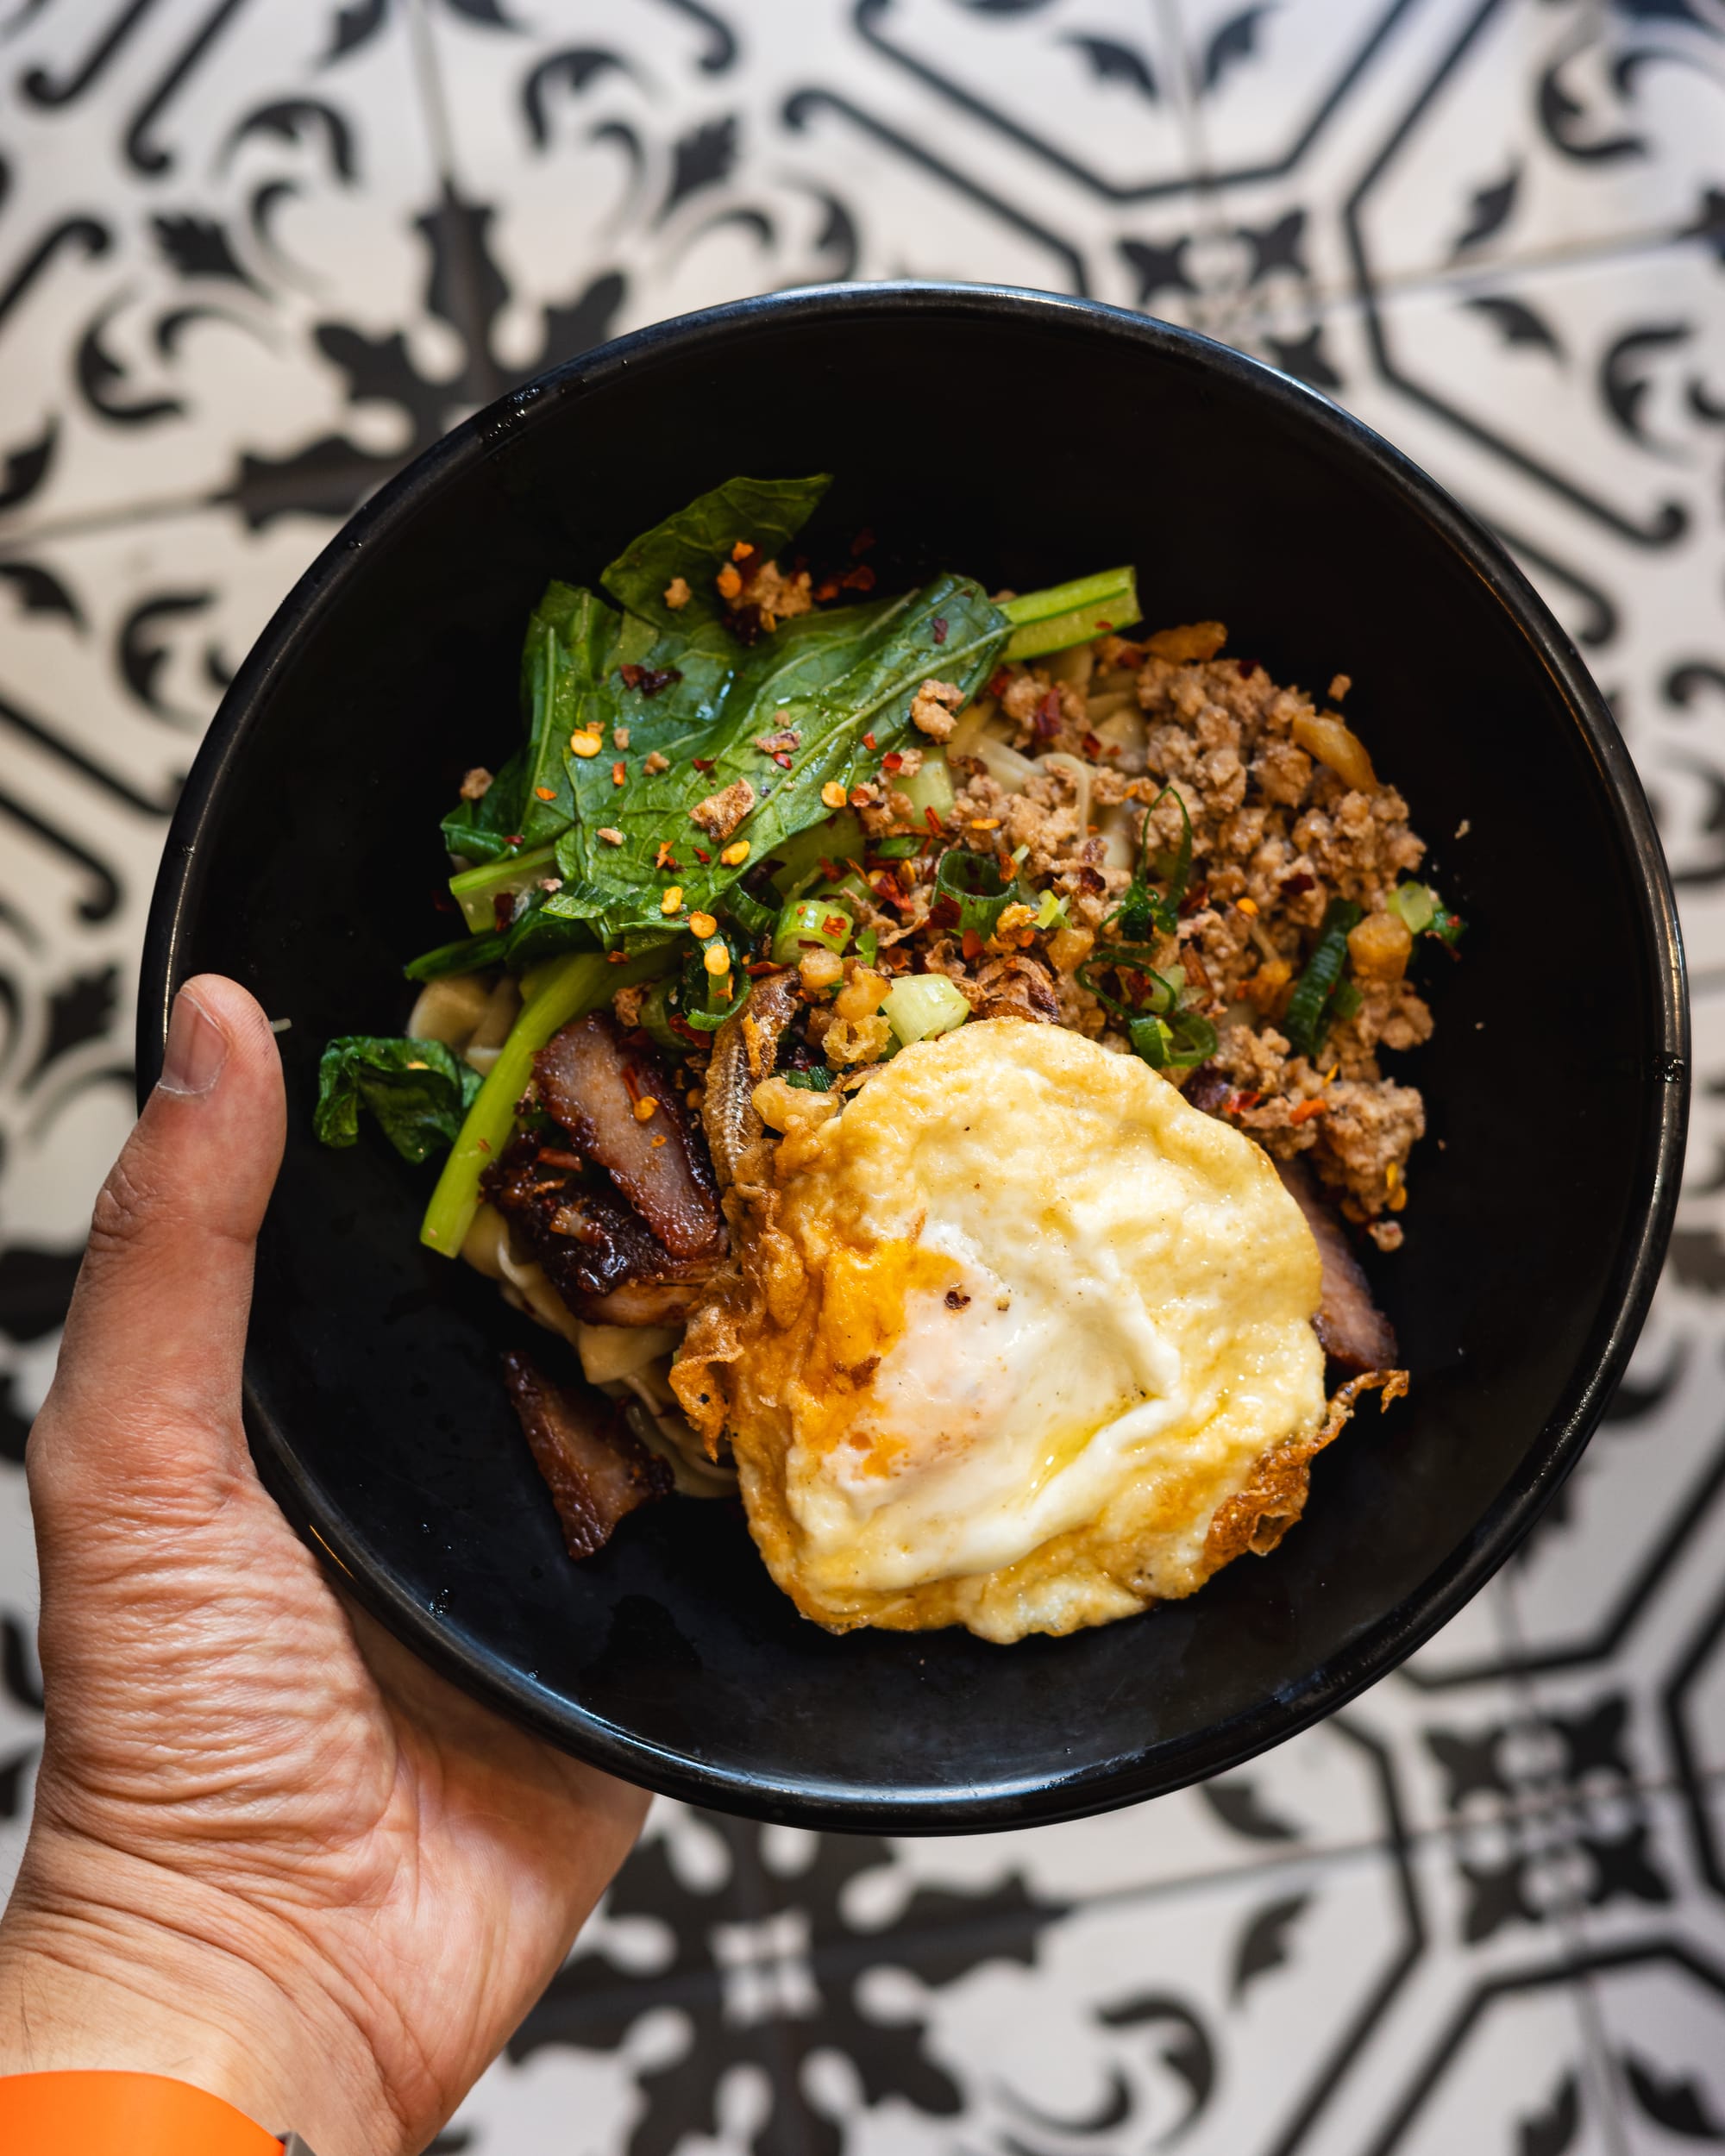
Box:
160, 988, 229, 1097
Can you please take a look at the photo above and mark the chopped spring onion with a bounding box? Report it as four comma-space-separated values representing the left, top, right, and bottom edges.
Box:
894, 749, 955, 823
768, 812, 866, 899
856, 926, 880, 968
883, 973, 972, 1047
1283, 899, 1363, 1060
1428, 901, 1465, 949
448, 843, 560, 933
1032, 888, 1068, 931
637, 975, 683, 1056
1077, 943, 1215, 1069
420, 945, 671, 1255
1387, 879, 1466, 950
784, 1066, 835, 1092
771, 897, 854, 968
1108, 785, 1192, 941
1386, 881, 1435, 935
934, 848, 1014, 940
1000, 567, 1141, 661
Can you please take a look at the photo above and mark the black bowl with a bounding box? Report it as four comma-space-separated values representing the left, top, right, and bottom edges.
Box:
141, 284, 1687, 1832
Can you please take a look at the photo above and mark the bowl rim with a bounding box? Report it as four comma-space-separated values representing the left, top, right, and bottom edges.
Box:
140, 279, 1690, 1832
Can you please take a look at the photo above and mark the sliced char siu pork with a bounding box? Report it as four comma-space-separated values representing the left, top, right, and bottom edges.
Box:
533, 1013, 724, 1261
501, 1349, 672, 1557
1182, 1065, 1399, 1373
1275, 1157, 1400, 1373
481, 1012, 726, 1326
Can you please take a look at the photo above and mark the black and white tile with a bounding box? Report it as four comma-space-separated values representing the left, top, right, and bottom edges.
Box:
3, 1, 1724, 2149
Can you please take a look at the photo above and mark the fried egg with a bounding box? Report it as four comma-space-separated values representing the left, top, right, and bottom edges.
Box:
674, 1018, 1327, 1642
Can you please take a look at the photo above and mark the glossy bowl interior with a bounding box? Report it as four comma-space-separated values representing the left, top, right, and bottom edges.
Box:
142, 285, 1686, 1831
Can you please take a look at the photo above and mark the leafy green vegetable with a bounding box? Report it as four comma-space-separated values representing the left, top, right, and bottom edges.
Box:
784, 1065, 835, 1092
603, 473, 831, 630
448, 843, 561, 932
1283, 899, 1364, 1060
441, 747, 528, 866
314, 1037, 483, 1165
556, 573, 1009, 946
404, 933, 509, 982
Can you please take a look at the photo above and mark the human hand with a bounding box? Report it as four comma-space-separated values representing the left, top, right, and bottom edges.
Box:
0, 975, 647, 2154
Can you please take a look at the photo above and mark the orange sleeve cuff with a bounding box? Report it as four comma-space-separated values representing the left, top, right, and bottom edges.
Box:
0, 2070, 284, 2153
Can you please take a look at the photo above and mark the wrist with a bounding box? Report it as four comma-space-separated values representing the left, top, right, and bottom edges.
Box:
0, 1834, 404, 2156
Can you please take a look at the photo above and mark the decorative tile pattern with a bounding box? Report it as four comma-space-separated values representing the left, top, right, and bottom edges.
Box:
2, 2, 1724, 2150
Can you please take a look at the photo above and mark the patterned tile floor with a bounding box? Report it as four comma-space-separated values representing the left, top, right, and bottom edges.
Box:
2, 3, 1724, 2150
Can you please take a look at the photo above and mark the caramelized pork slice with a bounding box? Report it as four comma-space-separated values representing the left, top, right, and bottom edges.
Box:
483, 1134, 717, 1325
502, 1349, 672, 1558
534, 1014, 724, 1260
1276, 1158, 1399, 1373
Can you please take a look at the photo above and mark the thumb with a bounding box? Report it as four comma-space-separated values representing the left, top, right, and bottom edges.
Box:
35, 975, 285, 1486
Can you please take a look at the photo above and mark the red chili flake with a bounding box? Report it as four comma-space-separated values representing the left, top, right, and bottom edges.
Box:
961, 928, 984, 961
1095, 619, 1113, 634
1179, 881, 1209, 918
850, 526, 875, 556
693, 846, 712, 863
1032, 689, 1063, 740
655, 842, 679, 871
988, 668, 1013, 699
639, 667, 682, 697
773, 750, 794, 769
1081, 730, 1107, 759
881, 750, 905, 774
534, 785, 557, 800
692, 756, 716, 773
932, 616, 949, 644
432, 887, 458, 913
612, 760, 626, 786
813, 577, 841, 602
925, 806, 944, 835
505, 835, 524, 848
840, 563, 876, 592
1289, 1096, 1329, 1125
822, 913, 848, 939
1238, 659, 1258, 679
492, 893, 518, 931
1228, 1089, 1262, 1114
745, 959, 789, 978
862, 731, 876, 750
1281, 870, 1315, 896
618, 663, 644, 688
